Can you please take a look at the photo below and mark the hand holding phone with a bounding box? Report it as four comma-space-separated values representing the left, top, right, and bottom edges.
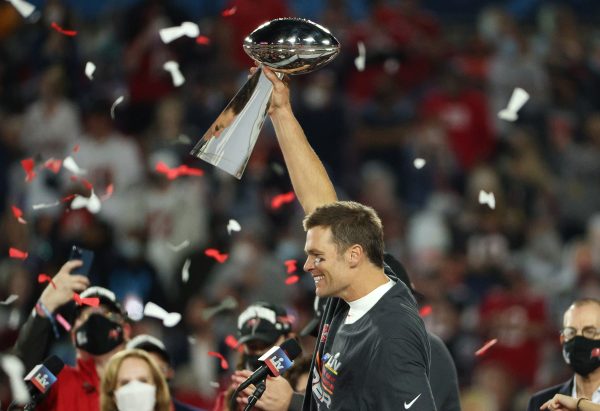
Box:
69, 246, 94, 276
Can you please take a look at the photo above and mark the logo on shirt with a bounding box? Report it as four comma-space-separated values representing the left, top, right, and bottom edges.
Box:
404, 393, 421, 409
323, 352, 342, 375
311, 364, 331, 408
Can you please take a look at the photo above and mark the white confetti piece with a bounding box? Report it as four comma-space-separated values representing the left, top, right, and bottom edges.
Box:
32, 201, 60, 210
413, 158, 426, 169
227, 219, 241, 235
498, 87, 530, 122
201, 296, 238, 320
63, 156, 87, 175
175, 134, 191, 145
6, 0, 35, 18
478, 190, 496, 210
354, 41, 366, 72
271, 162, 285, 176
167, 239, 190, 252
159, 21, 200, 44
71, 190, 101, 214
163, 61, 185, 87
209, 381, 220, 389
187, 336, 196, 344
181, 258, 191, 283
84, 62, 96, 80
144, 301, 181, 327
110, 95, 124, 120
0, 294, 18, 305
1, 355, 30, 404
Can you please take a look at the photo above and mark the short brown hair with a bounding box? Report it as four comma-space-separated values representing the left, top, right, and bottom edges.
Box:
303, 201, 384, 268
100, 349, 171, 411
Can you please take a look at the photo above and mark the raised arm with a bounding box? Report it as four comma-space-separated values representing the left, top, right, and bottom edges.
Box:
261, 66, 337, 215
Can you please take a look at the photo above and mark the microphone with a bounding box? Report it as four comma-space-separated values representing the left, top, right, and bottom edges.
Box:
237, 338, 302, 392
22, 355, 64, 410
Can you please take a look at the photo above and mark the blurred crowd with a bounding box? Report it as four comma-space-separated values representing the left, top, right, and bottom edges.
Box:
1, 0, 600, 410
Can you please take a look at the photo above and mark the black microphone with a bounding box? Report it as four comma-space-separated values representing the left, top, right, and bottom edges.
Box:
237, 338, 302, 392
21, 355, 64, 410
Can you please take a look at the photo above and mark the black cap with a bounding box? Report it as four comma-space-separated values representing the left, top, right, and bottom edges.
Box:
237, 302, 292, 345
75, 286, 126, 318
127, 334, 171, 365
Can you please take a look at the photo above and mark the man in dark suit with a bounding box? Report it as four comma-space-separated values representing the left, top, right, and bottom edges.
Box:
527, 299, 600, 411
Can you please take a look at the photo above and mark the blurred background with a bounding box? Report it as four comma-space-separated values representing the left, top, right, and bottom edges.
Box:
1, 0, 600, 409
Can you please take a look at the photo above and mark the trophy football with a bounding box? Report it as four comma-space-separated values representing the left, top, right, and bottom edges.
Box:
190, 18, 340, 179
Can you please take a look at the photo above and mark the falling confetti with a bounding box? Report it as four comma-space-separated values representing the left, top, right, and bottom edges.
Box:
196, 35, 211, 45
208, 351, 229, 370
159, 22, 199, 44
201, 296, 238, 320
100, 184, 114, 201
285, 275, 300, 285
11, 206, 26, 224
9, 248, 28, 260
181, 258, 191, 283
221, 6, 237, 17
205, 248, 228, 263
167, 239, 190, 252
475, 338, 498, 356
155, 162, 204, 180
32, 201, 60, 210
20, 158, 36, 182
419, 305, 432, 317
144, 301, 182, 327
71, 190, 101, 214
73, 293, 100, 307
284, 259, 297, 274
55, 313, 71, 331
43, 158, 62, 174
110, 96, 124, 120
7, 0, 35, 18
50, 22, 77, 36
498, 88, 530, 122
62, 156, 86, 175
478, 190, 496, 210
37, 274, 56, 289
413, 158, 426, 169
354, 41, 366, 72
225, 335, 239, 349
163, 61, 185, 87
227, 219, 241, 235
0, 295, 19, 305
85, 62, 96, 80
271, 191, 295, 209
592, 348, 600, 358
72, 144, 80, 153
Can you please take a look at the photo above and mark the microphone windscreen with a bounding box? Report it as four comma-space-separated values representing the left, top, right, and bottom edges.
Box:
43, 355, 65, 376
280, 339, 302, 360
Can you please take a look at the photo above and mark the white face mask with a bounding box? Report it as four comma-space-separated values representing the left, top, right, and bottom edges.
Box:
114, 380, 157, 411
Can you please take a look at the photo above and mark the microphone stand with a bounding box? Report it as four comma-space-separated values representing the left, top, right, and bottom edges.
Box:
243, 381, 266, 411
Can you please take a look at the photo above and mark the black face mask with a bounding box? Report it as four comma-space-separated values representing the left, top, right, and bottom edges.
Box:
75, 313, 124, 355
244, 354, 262, 371
562, 336, 600, 376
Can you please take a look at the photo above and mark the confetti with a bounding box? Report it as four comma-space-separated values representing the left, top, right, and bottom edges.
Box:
9, 248, 28, 260
209, 381, 220, 389
195, 35, 211, 45
73, 293, 100, 307
271, 163, 285, 176
284, 259, 297, 274
11, 206, 26, 224
85, 62, 96, 80
227, 219, 241, 235
143, 301, 182, 327
1, 355, 30, 404
181, 258, 191, 283
354, 41, 366, 72
419, 305, 432, 317
413, 158, 426, 169
37, 274, 56, 289
167, 240, 190, 252
271, 191, 295, 209
55, 313, 71, 331
71, 190, 101, 214
155, 161, 204, 180
225, 334, 240, 349
6, 0, 35, 18
204, 248, 228, 263
20, 158, 36, 182
163, 61, 185, 87
32, 201, 60, 210
221, 6, 237, 17
285, 275, 300, 285
208, 351, 229, 370
62, 156, 86, 175
110, 96, 124, 120
174, 134, 191, 145
498, 87, 530, 122
201, 296, 237, 321
593, 348, 600, 358
72, 144, 80, 153
0, 295, 19, 305
475, 338, 498, 356
478, 190, 496, 210
100, 184, 114, 201
50, 22, 77, 36
43, 158, 62, 174
159, 22, 199, 44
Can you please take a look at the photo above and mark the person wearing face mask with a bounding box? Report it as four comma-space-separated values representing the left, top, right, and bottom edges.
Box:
212, 302, 294, 411
528, 299, 600, 411
100, 348, 170, 411
12, 260, 131, 411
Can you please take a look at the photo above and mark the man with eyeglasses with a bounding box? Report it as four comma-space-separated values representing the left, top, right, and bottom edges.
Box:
528, 298, 600, 411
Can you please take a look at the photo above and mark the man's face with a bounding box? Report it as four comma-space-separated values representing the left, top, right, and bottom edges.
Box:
244, 335, 285, 356
304, 226, 351, 299
561, 303, 600, 344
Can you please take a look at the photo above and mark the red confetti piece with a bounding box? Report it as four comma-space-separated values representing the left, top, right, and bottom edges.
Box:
593, 348, 600, 358
475, 338, 498, 356
101, 184, 114, 201
221, 6, 237, 17
80, 178, 94, 191
20, 158, 36, 182
419, 305, 432, 317
225, 335, 243, 352
11, 206, 27, 224
195, 35, 211, 45
73, 293, 100, 307
204, 248, 229, 263
38, 274, 56, 289
73, 144, 80, 153
9, 247, 28, 260
155, 162, 204, 180
284, 259, 297, 274
271, 191, 295, 209
285, 275, 300, 285
55, 313, 72, 331
61, 194, 76, 202
44, 158, 62, 174
51, 22, 77, 36
208, 351, 229, 369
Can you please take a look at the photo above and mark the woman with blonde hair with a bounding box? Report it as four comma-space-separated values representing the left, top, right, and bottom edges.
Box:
100, 348, 171, 411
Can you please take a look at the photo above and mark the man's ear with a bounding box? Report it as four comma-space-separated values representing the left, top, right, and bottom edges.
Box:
347, 244, 363, 268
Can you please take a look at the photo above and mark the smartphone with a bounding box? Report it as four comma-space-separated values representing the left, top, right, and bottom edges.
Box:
69, 246, 94, 276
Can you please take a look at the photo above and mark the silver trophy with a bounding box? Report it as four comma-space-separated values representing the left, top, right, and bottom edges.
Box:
190, 18, 340, 179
